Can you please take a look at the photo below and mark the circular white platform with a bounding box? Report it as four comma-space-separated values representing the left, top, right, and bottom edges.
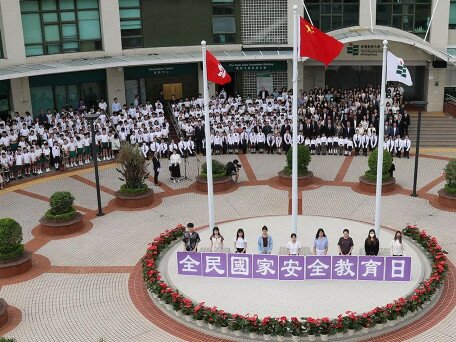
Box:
159, 216, 428, 318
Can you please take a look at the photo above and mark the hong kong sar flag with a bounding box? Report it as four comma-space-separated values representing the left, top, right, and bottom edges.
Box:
206, 50, 231, 85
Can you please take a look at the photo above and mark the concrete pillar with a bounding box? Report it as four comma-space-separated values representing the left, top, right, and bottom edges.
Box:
426, 66, 446, 112
99, 0, 122, 55
10, 77, 32, 115
0, 0, 26, 62
302, 65, 326, 91
287, 0, 304, 46
359, 0, 376, 29
106, 67, 126, 112
429, 0, 450, 50
198, 64, 215, 98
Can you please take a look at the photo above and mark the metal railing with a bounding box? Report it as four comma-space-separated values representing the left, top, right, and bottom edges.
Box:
165, 102, 183, 139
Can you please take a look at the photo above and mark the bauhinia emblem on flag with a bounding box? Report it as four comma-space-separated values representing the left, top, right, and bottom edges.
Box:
299, 17, 343, 66
386, 51, 413, 86
206, 50, 231, 85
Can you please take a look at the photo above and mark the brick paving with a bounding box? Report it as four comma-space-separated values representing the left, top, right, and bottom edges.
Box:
0, 151, 455, 341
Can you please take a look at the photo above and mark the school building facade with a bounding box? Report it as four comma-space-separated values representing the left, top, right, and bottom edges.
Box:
0, 0, 455, 118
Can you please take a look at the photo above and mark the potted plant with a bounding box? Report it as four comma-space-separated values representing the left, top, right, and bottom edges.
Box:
304, 317, 318, 341
273, 316, 289, 341
246, 314, 261, 339
278, 145, 313, 187
371, 307, 388, 329
218, 311, 231, 333
192, 302, 206, 326
229, 314, 247, 336
181, 298, 194, 321
437, 159, 456, 209
359, 148, 396, 194
290, 317, 303, 342
39, 191, 84, 235
316, 318, 331, 341
205, 306, 219, 329
343, 311, 360, 335
260, 316, 274, 340
195, 159, 233, 192
0, 218, 32, 278
115, 143, 154, 208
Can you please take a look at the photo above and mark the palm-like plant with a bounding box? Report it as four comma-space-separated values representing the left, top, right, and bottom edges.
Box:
116, 143, 150, 194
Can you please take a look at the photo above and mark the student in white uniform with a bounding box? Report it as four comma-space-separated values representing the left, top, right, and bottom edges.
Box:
234, 228, 247, 253
369, 132, 378, 151
361, 132, 369, 156
275, 133, 283, 155
403, 135, 411, 159
286, 233, 302, 255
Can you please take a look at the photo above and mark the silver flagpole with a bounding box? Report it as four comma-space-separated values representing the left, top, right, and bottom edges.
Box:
374, 40, 388, 238
201, 41, 216, 230
291, 5, 299, 234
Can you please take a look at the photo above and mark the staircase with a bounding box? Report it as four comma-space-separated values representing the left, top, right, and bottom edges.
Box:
164, 102, 181, 142
408, 111, 456, 147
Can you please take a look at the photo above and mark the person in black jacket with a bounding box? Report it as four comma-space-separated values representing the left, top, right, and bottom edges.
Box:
365, 229, 379, 256
194, 122, 205, 155
152, 152, 161, 186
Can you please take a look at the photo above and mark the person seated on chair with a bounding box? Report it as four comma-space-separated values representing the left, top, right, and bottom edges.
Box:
225, 159, 241, 183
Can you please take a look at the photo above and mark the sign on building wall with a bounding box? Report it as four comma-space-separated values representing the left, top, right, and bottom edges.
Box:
124, 64, 197, 79
224, 61, 287, 72
177, 252, 412, 282
347, 43, 382, 57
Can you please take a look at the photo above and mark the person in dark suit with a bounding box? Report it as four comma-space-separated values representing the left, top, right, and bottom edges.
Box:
303, 119, 314, 138
343, 122, 354, 139
258, 87, 269, 100
400, 112, 410, 136
390, 123, 400, 137
194, 121, 205, 155
152, 152, 161, 186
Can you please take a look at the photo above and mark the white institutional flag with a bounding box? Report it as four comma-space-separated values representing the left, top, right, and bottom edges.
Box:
386, 51, 413, 86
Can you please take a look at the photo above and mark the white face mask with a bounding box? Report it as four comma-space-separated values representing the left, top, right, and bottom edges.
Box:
370, 233, 375, 237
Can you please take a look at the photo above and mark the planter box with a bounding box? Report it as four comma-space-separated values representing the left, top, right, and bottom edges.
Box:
195, 176, 233, 193
115, 188, 154, 208
278, 170, 314, 187
39, 212, 84, 236
0, 298, 8, 329
437, 189, 456, 209
358, 176, 397, 195
0, 250, 33, 279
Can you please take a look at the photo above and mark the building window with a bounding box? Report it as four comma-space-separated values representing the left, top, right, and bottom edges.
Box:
212, 0, 236, 44
119, 0, 143, 48
450, 1, 456, 29
20, 0, 102, 57
376, 0, 431, 38
242, 0, 287, 45
304, 0, 359, 32
0, 29, 3, 58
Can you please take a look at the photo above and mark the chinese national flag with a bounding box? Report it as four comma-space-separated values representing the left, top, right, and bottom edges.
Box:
206, 50, 231, 85
299, 17, 343, 66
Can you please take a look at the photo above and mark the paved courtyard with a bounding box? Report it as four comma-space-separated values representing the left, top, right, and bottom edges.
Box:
0, 149, 455, 342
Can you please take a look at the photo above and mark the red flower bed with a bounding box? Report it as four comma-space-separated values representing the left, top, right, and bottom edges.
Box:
142, 224, 448, 337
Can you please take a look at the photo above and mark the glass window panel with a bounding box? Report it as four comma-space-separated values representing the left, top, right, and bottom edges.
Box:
119, 0, 140, 6
77, 0, 98, 9
212, 16, 235, 33
332, 15, 342, 29
20, 1, 39, 12
60, 11, 76, 21
43, 12, 58, 22
321, 15, 331, 31
321, 4, 331, 15
122, 36, 143, 48
44, 25, 60, 42
213, 6, 234, 15
67, 85, 80, 108
54, 85, 68, 110
415, 4, 430, 32
392, 15, 402, 29
450, 3, 456, 26
77, 10, 99, 20
332, 4, 342, 15
31, 86, 55, 113
78, 19, 101, 39
63, 41, 79, 50
25, 45, 44, 56
393, 4, 403, 14
42, 0, 57, 11
120, 20, 141, 30
376, 4, 391, 25
62, 24, 77, 39
343, 4, 358, 27
46, 43, 60, 54
403, 14, 414, 31
119, 8, 140, 19
60, 0, 75, 10
22, 13, 43, 44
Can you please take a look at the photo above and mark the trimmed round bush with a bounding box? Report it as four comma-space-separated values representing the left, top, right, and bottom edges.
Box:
444, 159, 456, 195
284, 145, 311, 176
45, 192, 76, 222
201, 160, 228, 180
0, 218, 24, 261
364, 148, 393, 181
119, 183, 148, 196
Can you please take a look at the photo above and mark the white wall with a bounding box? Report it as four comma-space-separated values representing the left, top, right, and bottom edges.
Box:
10, 77, 32, 115
0, 0, 26, 63
106, 67, 126, 112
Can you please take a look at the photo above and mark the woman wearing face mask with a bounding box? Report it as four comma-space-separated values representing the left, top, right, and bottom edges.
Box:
364, 229, 379, 256
391, 231, 404, 256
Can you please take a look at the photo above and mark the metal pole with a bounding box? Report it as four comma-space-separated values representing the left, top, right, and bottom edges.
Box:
90, 120, 104, 216
201, 40, 216, 230
291, 5, 299, 235
374, 40, 388, 238
411, 109, 422, 197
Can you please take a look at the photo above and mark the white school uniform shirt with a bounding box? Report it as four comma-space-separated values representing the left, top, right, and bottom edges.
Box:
160, 143, 168, 154
15, 153, 23, 165
234, 237, 247, 249
249, 132, 257, 144
275, 135, 282, 147
35, 148, 42, 160
284, 133, 292, 144
390, 239, 404, 256
297, 134, 304, 144
257, 132, 266, 143
267, 134, 275, 146
404, 138, 411, 151
346, 139, 353, 148
327, 136, 333, 144
178, 140, 185, 153
23, 152, 31, 164
130, 135, 137, 144
43, 147, 51, 157
286, 241, 302, 255
140, 144, 149, 157
316, 137, 321, 146
320, 136, 327, 145
370, 135, 378, 148
304, 138, 310, 146
361, 135, 369, 147
394, 139, 402, 151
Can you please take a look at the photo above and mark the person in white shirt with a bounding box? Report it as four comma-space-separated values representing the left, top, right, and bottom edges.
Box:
286, 233, 302, 255
391, 231, 404, 256
248, 131, 257, 154
394, 136, 402, 158
370, 132, 378, 151
361, 132, 369, 156
320, 134, 327, 155
275, 133, 283, 155
234, 228, 247, 253
52, 144, 61, 171
266, 132, 275, 154
178, 137, 186, 157
403, 135, 411, 159
22, 147, 32, 177
256, 131, 266, 153
169, 150, 181, 183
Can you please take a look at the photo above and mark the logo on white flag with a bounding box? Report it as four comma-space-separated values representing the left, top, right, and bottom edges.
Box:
386, 51, 413, 86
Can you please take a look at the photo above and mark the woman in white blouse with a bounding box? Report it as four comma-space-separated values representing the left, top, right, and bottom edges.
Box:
169, 150, 181, 183
210, 227, 224, 252
391, 231, 405, 256
286, 233, 302, 255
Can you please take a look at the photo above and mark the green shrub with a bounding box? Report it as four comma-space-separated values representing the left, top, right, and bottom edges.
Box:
45, 207, 77, 222
364, 148, 393, 181
444, 159, 456, 193
0, 218, 24, 261
0, 338, 17, 342
49, 192, 75, 215
116, 143, 150, 191
201, 160, 228, 180
119, 183, 148, 196
284, 145, 311, 176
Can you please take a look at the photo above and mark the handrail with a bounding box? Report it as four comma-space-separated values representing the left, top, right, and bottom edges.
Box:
165, 102, 183, 139
445, 94, 456, 103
